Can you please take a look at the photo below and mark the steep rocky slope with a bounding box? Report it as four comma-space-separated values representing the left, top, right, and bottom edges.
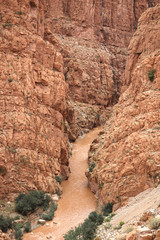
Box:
0, 0, 69, 198
96, 185, 160, 239
87, 4, 160, 209
44, 0, 160, 136
0, 0, 159, 199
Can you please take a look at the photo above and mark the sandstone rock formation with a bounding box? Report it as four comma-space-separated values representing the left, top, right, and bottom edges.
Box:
0, 0, 69, 198
87, 4, 160, 208
44, 0, 160, 136
0, 0, 159, 199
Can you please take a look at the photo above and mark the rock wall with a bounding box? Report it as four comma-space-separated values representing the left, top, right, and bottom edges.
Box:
0, 0, 69, 198
0, 0, 159, 198
87, 4, 160, 209
44, 0, 160, 136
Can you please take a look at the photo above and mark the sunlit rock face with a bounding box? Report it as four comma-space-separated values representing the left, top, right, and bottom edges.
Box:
87, 4, 160, 208
0, 0, 159, 198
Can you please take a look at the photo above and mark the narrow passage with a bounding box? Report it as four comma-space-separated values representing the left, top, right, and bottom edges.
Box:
24, 127, 100, 240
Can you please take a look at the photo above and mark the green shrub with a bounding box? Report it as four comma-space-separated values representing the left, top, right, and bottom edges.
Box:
114, 221, 125, 230
148, 68, 156, 82
15, 190, 51, 216
64, 226, 82, 240
13, 222, 24, 231
24, 221, 31, 232
89, 162, 96, 172
42, 194, 51, 210
13, 215, 20, 221
14, 229, 23, 240
102, 202, 113, 216
81, 218, 97, 239
119, 221, 124, 228
64, 211, 103, 240
148, 217, 160, 229
42, 202, 57, 221
104, 213, 115, 222
0, 215, 13, 233
0, 166, 6, 176
55, 175, 62, 184
88, 212, 104, 225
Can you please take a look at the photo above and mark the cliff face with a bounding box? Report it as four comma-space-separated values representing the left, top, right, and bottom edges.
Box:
0, 0, 69, 198
0, 0, 159, 198
87, 4, 160, 209
44, 0, 159, 136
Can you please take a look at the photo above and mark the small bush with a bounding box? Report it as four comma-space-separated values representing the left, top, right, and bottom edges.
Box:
42, 194, 52, 210
148, 68, 156, 82
0, 215, 13, 233
13, 215, 20, 221
148, 217, 160, 229
14, 229, 23, 240
42, 202, 57, 221
55, 175, 62, 184
88, 212, 104, 225
104, 213, 116, 222
13, 222, 24, 231
89, 162, 96, 172
64, 211, 103, 240
102, 202, 113, 216
17, 11, 23, 15
15, 190, 51, 216
114, 221, 125, 230
24, 221, 31, 232
81, 218, 97, 239
119, 221, 124, 228
0, 166, 7, 176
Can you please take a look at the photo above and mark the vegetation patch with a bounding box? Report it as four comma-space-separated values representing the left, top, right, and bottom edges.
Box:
0, 190, 57, 239
64, 211, 104, 240
15, 190, 51, 216
148, 217, 160, 229
148, 68, 156, 82
0, 215, 13, 233
24, 221, 31, 232
89, 162, 96, 172
55, 175, 62, 184
102, 202, 113, 216
14, 229, 23, 240
0, 166, 7, 176
41, 202, 57, 221
104, 213, 115, 222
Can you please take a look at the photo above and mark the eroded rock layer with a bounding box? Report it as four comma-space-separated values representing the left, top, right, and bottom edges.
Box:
44, 0, 160, 135
0, 0, 69, 198
87, 4, 160, 209
0, 0, 159, 198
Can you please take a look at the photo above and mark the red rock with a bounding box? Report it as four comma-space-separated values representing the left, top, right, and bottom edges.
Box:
0, 0, 159, 199
0, 230, 10, 240
155, 229, 160, 239
0, 0, 69, 198
126, 231, 137, 240
87, 4, 160, 207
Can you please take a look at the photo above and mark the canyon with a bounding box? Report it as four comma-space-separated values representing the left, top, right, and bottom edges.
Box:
0, 0, 160, 239
87, 4, 160, 209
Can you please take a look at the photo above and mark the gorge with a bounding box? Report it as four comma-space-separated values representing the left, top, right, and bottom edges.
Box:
0, 0, 160, 239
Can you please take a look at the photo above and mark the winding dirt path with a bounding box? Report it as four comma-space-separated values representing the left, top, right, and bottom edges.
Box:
23, 127, 100, 240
